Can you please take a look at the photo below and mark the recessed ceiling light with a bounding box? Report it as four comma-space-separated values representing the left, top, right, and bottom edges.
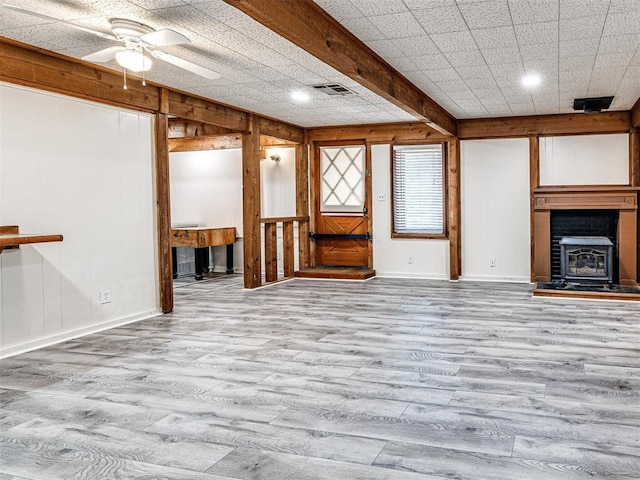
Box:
521, 73, 541, 88
290, 91, 310, 102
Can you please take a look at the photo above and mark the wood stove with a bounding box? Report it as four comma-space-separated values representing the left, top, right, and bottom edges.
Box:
560, 236, 613, 284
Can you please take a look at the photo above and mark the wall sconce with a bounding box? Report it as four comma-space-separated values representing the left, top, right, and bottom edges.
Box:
269, 154, 281, 162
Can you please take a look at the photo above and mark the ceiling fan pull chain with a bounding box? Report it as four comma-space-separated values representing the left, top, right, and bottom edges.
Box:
123, 67, 128, 90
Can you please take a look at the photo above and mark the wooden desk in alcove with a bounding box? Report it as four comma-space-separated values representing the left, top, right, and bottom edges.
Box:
170, 227, 236, 280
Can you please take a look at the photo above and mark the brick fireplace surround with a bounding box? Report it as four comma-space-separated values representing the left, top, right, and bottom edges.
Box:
533, 186, 639, 287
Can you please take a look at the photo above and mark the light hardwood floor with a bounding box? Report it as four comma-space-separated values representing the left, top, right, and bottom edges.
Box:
1, 276, 640, 479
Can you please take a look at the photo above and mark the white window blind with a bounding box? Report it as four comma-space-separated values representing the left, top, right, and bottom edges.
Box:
393, 144, 444, 235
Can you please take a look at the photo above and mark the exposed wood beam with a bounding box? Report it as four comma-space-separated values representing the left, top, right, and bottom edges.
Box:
168, 135, 242, 152
155, 113, 173, 313
259, 117, 305, 144
0, 36, 159, 112
167, 91, 248, 131
632, 97, 640, 129
224, 0, 457, 136
242, 115, 262, 289
307, 122, 449, 143
168, 118, 233, 138
447, 139, 461, 281
458, 112, 631, 139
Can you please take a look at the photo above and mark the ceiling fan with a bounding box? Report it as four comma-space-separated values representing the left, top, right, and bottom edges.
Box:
2, 4, 220, 84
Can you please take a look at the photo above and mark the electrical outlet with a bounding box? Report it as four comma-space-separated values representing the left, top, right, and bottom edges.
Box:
490, 258, 496, 268
377, 194, 386, 201
408, 255, 413, 264
99, 289, 112, 304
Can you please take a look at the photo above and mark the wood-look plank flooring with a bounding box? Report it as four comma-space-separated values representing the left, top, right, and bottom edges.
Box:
1, 275, 640, 479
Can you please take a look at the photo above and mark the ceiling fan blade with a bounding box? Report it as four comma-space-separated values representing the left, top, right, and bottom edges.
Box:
151, 51, 220, 80
2, 4, 118, 41
82, 46, 125, 63
141, 29, 190, 47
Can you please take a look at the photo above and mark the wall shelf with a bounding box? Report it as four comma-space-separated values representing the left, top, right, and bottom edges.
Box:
0, 226, 63, 253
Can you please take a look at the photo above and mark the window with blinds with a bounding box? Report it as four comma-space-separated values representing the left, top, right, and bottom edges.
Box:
392, 144, 445, 236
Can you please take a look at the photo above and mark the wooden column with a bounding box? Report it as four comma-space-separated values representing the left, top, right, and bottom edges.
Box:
264, 222, 277, 283
242, 115, 262, 288
295, 142, 310, 269
448, 138, 461, 280
365, 142, 374, 269
283, 221, 295, 277
529, 135, 540, 282
308, 143, 319, 267
155, 112, 173, 313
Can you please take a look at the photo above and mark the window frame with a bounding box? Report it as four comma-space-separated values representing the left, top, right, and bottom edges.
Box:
390, 142, 448, 240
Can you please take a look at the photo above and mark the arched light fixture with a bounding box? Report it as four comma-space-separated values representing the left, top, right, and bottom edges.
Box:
115, 48, 153, 72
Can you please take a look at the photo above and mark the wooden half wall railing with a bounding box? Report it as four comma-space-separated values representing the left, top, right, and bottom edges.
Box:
260, 216, 310, 285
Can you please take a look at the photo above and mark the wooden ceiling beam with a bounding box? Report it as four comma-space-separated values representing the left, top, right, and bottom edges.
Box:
306, 122, 448, 143
168, 118, 234, 138
259, 117, 305, 144
167, 91, 248, 132
457, 112, 631, 139
168, 135, 242, 152
632, 97, 640, 129
223, 0, 457, 136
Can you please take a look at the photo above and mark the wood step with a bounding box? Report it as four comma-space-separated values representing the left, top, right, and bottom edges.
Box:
294, 267, 376, 280
533, 287, 640, 301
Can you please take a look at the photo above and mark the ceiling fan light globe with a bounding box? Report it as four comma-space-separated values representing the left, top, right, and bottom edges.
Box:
115, 49, 153, 72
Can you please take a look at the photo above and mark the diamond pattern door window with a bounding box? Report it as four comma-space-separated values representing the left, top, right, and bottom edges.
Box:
320, 146, 365, 213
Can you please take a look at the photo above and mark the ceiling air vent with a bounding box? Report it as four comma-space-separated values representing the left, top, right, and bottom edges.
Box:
573, 96, 614, 114
312, 83, 357, 96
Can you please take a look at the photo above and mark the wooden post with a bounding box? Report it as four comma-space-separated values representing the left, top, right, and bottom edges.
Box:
631, 129, 640, 283
264, 222, 278, 282
308, 142, 319, 268
242, 115, 262, 288
365, 142, 374, 269
295, 142, 310, 269
283, 221, 295, 277
529, 135, 540, 283
155, 113, 173, 313
448, 138, 461, 280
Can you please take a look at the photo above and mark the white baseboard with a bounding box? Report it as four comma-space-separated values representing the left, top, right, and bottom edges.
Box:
375, 271, 449, 280
459, 275, 531, 283
0, 310, 161, 359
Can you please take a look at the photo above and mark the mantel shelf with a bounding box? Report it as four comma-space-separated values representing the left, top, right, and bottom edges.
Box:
0, 226, 63, 253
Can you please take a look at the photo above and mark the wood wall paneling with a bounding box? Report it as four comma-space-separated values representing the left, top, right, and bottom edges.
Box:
529, 136, 540, 282
242, 115, 263, 288
295, 143, 311, 269
223, 0, 456, 136
458, 112, 631, 139
155, 113, 173, 313
447, 139, 461, 280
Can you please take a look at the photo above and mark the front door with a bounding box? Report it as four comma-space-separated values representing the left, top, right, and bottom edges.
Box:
314, 143, 371, 267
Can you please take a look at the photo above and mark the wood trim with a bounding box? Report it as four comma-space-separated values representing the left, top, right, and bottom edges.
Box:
242, 115, 262, 288
529, 136, 540, 283
159, 88, 169, 114
457, 112, 631, 139
168, 135, 242, 152
168, 118, 233, 138
365, 142, 374, 269
631, 129, 640, 187
154, 113, 173, 313
533, 288, 640, 301
632, 97, 640, 129
308, 143, 319, 268
223, 0, 456, 136
283, 221, 295, 278
259, 117, 305, 144
295, 143, 311, 269
264, 222, 278, 283
447, 139, 461, 280
260, 216, 309, 223
307, 122, 449, 144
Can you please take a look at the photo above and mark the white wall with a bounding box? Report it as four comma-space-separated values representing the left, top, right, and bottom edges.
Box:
371, 144, 449, 279
261, 147, 296, 218
0, 83, 158, 357
461, 139, 530, 282
540, 134, 629, 185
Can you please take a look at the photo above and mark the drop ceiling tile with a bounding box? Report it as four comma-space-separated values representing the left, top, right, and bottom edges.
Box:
509, 103, 536, 114
350, 0, 407, 16
560, 16, 607, 41
594, 52, 635, 68
387, 57, 420, 72
534, 103, 561, 114
410, 53, 452, 70
458, 0, 511, 29
425, 68, 462, 82
366, 39, 405, 58
598, 34, 640, 54
446, 49, 487, 68
519, 43, 558, 61
412, 6, 467, 34
559, 0, 609, 19
313, 0, 369, 19
430, 31, 477, 52
603, 11, 640, 35
472, 26, 518, 49
514, 22, 558, 45
559, 55, 596, 72
435, 80, 470, 92
485, 106, 513, 116
391, 35, 440, 55
464, 77, 501, 89
367, 12, 426, 39
482, 47, 522, 65
456, 65, 494, 80
559, 38, 600, 57
474, 88, 504, 99
403, 0, 457, 10
508, 0, 558, 24
331, 16, 386, 41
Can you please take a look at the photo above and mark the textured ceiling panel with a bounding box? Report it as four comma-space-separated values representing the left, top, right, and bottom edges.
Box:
0, 0, 639, 125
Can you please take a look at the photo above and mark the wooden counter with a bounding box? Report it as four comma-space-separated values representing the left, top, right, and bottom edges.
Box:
170, 227, 237, 280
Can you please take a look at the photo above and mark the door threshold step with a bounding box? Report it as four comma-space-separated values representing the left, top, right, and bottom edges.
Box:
294, 267, 376, 280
